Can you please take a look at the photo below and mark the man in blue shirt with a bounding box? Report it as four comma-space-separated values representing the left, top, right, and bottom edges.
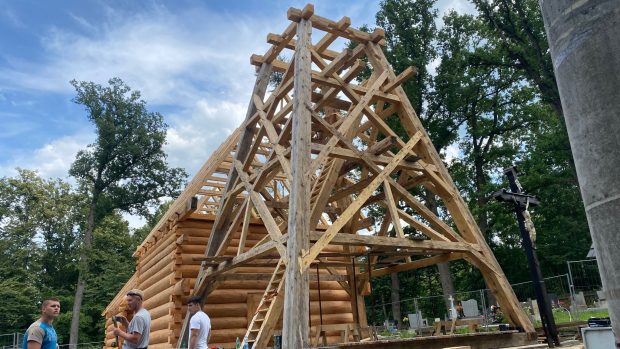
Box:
22, 298, 60, 349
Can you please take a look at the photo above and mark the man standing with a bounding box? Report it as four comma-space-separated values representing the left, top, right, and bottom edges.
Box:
187, 296, 211, 349
22, 298, 61, 349
113, 289, 151, 349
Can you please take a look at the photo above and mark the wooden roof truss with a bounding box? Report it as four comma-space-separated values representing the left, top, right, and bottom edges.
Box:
175, 4, 534, 348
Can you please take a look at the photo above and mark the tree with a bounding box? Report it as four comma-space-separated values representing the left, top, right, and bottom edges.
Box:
375, 0, 458, 318
468, 0, 590, 278
67, 77, 187, 347
79, 214, 137, 343
470, 0, 578, 182
0, 170, 81, 333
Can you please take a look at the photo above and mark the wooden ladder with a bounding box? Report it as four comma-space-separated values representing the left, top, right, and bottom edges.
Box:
242, 258, 286, 348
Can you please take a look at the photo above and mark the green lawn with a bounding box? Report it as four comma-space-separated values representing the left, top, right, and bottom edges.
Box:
532, 308, 609, 326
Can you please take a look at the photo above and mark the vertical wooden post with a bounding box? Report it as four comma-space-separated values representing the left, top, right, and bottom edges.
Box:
283, 4, 313, 348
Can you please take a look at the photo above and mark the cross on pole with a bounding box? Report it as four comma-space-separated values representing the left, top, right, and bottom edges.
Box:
494, 166, 560, 347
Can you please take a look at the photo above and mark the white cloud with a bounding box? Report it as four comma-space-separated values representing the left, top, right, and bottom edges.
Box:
441, 143, 461, 165
164, 99, 246, 175
437, 0, 477, 16
0, 4, 276, 178
1, 7, 268, 105
0, 131, 92, 179
3, 0, 476, 184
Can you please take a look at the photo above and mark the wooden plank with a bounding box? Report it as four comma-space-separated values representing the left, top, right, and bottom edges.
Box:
283, 10, 312, 348
253, 94, 294, 183
309, 70, 389, 176
263, 21, 297, 64
316, 16, 350, 52
135, 129, 239, 257
214, 197, 249, 257
382, 181, 406, 239
397, 208, 451, 242
383, 66, 416, 93
309, 232, 476, 254
382, 180, 411, 263
266, 33, 340, 61
237, 200, 253, 255
359, 253, 464, 279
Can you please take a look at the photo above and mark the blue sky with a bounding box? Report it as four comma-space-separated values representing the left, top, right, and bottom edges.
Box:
0, 0, 473, 181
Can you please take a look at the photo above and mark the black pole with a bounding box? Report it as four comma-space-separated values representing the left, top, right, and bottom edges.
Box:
368, 253, 374, 326
504, 167, 560, 347
316, 263, 323, 326
352, 257, 359, 325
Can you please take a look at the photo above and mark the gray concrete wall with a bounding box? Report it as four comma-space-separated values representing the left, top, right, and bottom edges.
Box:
539, 0, 620, 346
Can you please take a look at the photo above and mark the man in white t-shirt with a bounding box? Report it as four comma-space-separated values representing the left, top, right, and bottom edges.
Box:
187, 296, 211, 349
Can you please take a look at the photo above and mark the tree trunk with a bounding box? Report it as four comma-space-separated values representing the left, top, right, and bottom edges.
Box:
425, 192, 455, 309
69, 194, 98, 349
390, 273, 401, 326
437, 262, 454, 297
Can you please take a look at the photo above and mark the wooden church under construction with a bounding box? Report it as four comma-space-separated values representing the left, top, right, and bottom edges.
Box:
103, 4, 536, 349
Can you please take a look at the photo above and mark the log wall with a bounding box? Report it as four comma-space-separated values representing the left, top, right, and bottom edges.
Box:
103, 216, 360, 349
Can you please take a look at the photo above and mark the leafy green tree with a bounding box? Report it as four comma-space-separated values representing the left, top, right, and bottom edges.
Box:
470, 0, 578, 181
467, 0, 590, 278
0, 170, 81, 333
68, 77, 187, 346
76, 214, 136, 343
0, 170, 46, 284
375, 0, 457, 320
0, 279, 40, 332
435, 11, 540, 235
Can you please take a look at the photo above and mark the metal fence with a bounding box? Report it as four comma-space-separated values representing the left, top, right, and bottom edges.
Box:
0, 333, 101, 349
0, 333, 21, 349
567, 259, 604, 306
366, 273, 581, 331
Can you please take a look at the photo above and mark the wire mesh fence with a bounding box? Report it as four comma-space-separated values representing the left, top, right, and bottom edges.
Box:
568, 259, 604, 307
0, 333, 102, 349
364, 272, 602, 336
0, 333, 21, 349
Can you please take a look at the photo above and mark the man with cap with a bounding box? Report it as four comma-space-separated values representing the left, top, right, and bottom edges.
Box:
22, 297, 61, 349
113, 289, 151, 349
187, 296, 211, 349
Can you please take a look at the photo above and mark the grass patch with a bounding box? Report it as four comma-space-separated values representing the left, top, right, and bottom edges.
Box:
533, 308, 609, 326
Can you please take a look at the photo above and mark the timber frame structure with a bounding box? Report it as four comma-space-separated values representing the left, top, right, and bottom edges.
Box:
103, 4, 535, 349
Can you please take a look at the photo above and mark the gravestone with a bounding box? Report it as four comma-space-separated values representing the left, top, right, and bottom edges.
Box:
462, 299, 479, 317
408, 311, 427, 329
596, 289, 608, 308
572, 291, 587, 310
531, 299, 542, 322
